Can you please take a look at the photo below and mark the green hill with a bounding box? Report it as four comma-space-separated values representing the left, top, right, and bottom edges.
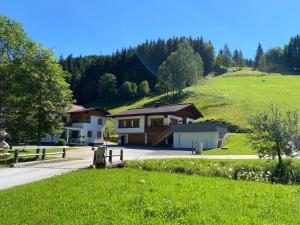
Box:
91, 68, 300, 128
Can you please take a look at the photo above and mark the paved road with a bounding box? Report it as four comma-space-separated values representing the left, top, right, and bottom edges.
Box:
0, 146, 259, 190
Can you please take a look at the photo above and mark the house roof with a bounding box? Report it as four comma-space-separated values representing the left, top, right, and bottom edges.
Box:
109, 103, 203, 118
171, 122, 227, 133
68, 105, 110, 115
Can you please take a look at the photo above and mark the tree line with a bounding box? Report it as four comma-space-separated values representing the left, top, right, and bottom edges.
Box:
59, 37, 215, 103
59, 33, 300, 105
254, 35, 300, 73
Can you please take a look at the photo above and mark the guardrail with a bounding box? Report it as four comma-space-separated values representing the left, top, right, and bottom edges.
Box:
13, 148, 66, 164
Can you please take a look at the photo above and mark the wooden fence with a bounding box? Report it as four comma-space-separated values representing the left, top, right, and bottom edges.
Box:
92, 147, 124, 168
13, 148, 66, 164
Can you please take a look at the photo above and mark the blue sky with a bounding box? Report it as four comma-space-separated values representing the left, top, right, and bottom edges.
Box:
1, 0, 299, 59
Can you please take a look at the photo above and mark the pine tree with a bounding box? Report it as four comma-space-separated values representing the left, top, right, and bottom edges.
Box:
254, 43, 264, 69
223, 44, 232, 69
237, 50, 245, 67
232, 49, 239, 66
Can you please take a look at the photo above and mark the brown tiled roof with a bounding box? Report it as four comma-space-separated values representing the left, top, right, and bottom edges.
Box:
109, 103, 202, 118
68, 105, 110, 115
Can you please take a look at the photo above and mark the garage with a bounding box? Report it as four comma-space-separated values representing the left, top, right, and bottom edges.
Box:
171, 122, 228, 150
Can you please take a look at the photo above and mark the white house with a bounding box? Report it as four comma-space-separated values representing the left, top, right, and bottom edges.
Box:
109, 103, 203, 146
171, 122, 228, 149
41, 105, 110, 145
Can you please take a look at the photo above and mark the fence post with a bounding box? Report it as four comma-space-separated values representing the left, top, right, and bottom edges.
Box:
120, 149, 123, 161
35, 148, 40, 160
109, 150, 112, 164
14, 149, 19, 164
42, 148, 46, 160
62, 148, 66, 158
92, 147, 96, 165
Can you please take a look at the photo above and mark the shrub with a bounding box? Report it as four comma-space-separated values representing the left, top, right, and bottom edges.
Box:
56, 139, 67, 146
138, 80, 150, 97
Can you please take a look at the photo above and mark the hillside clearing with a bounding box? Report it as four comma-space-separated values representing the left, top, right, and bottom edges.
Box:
98, 70, 300, 129
0, 168, 299, 224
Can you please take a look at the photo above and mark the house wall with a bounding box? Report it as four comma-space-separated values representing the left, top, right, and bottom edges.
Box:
72, 115, 106, 144
173, 132, 219, 149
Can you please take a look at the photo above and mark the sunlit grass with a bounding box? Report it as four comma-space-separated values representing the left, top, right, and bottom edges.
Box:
0, 168, 299, 224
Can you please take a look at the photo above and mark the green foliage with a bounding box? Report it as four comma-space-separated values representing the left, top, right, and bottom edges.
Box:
56, 138, 67, 146
158, 40, 204, 96
254, 43, 264, 68
0, 168, 300, 224
232, 49, 245, 68
265, 47, 286, 72
98, 73, 118, 102
248, 106, 299, 163
257, 53, 267, 72
120, 81, 138, 98
284, 34, 300, 71
222, 44, 232, 68
138, 80, 151, 97
0, 15, 73, 144
60, 37, 215, 103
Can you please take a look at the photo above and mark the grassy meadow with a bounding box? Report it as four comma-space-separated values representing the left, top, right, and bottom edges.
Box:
100, 69, 300, 130
0, 168, 299, 225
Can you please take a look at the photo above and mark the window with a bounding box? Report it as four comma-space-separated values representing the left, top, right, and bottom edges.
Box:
98, 118, 103, 125
133, 119, 140, 128
118, 119, 140, 128
118, 120, 126, 128
150, 118, 164, 127
87, 130, 92, 138
125, 120, 132, 127
97, 131, 102, 139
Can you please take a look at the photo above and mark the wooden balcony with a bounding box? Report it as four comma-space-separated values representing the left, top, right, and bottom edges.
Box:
145, 126, 170, 133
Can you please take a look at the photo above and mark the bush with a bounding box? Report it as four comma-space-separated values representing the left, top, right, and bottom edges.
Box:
56, 139, 67, 146
138, 80, 150, 97
120, 81, 138, 99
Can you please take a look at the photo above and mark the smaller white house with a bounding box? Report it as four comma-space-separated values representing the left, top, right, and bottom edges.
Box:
171, 122, 228, 149
41, 105, 109, 145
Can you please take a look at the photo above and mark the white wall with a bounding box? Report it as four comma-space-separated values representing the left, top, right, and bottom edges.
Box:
115, 116, 145, 134
72, 115, 106, 144
173, 132, 219, 149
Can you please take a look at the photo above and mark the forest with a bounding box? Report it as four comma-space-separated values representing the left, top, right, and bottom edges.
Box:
60, 35, 300, 104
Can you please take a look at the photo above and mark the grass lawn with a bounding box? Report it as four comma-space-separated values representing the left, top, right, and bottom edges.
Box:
0, 168, 299, 224
203, 133, 256, 155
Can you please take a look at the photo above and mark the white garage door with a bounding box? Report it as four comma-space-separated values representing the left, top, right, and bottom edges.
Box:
174, 132, 218, 149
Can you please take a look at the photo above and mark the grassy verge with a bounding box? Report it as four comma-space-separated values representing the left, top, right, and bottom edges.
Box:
126, 158, 300, 184
0, 168, 299, 224
203, 133, 256, 155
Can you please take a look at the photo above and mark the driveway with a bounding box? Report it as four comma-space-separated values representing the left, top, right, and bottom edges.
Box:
0, 146, 259, 190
